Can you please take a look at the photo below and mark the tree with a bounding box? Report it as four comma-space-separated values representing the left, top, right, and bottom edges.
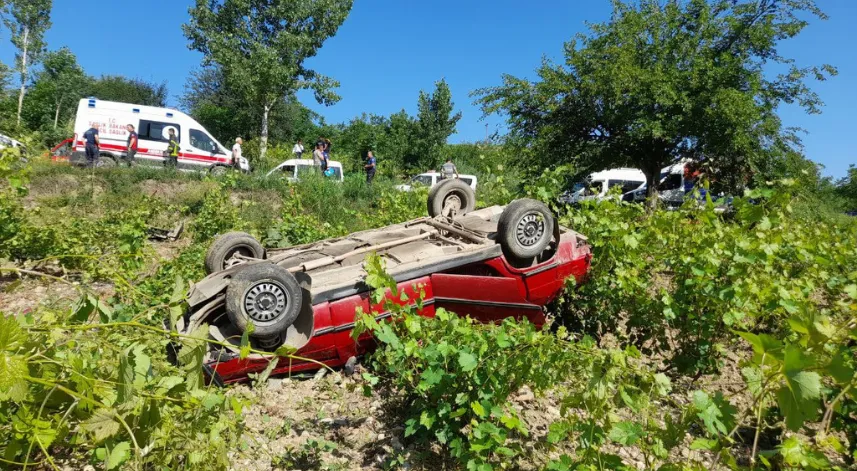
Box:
474, 0, 836, 201
413, 79, 462, 169
3, 0, 52, 126
88, 76, 168, 107
181, 65, 320, 147
28, 47, 87, 129
184, 0, 353, 161
837, 165, 857, 210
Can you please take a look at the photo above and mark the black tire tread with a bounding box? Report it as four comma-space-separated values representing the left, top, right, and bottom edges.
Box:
427, 179, 476, 218
204, 232, 265, 274
497, 199, 556, 261
225, 263, 303, 339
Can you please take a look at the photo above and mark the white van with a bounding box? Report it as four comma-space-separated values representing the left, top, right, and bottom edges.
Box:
266, 159, 345, 182
70, 98, 248, 172
560, 168, 646, 204
396, 172, 478, 192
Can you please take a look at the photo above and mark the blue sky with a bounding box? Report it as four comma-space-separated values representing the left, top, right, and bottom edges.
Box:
0, 0, 854, 177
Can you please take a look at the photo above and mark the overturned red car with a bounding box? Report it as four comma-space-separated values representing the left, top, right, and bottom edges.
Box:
178, 182, 591, 384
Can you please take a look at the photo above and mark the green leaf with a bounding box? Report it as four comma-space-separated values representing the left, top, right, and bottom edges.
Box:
736, 331, 783, 359
608, 421, 644, 446
255, 357, 280, 385
116, 351, 135, 404
693, 391, 735, 436
82, 409, 121, 442
458, 351, 478, 372
776, 345, 821, 431
239, 322, 255, 359
105, 441, 130, 470
0, 316, 28, 401
470, 401, 486, 418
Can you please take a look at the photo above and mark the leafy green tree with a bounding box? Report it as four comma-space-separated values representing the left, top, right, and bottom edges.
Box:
183, 0, 353, 161
837, 165, 857, 211
88, 75, 168, 107
413, 79, 461, 169
181, 65, 320, 149
474, 0, 836, 199
3, 0, 52, 126
26, 47, 88, 129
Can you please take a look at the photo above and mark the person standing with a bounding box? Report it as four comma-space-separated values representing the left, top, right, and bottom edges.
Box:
440, 158, 459, 180
292, 139, 304, 158
232, 137, 243, 167
312, 141, 325, 172
125, 124, 138, 167
83, 123, 100, 167
364, 151, 377, 184
321, 139, 331, 173
165, 128, 180, 167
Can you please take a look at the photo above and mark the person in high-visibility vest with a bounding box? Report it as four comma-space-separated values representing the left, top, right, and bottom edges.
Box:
165, 128, 179, 167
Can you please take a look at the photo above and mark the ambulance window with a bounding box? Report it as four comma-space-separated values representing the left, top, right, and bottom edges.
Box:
190, 129, 223, 154
139, 120, 180, 143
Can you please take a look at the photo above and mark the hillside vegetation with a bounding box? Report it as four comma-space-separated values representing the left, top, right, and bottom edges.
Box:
0, 152, 855, 470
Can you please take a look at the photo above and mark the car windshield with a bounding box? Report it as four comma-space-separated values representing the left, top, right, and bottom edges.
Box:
411, 175, 433, 186
460, 177, 474, 186
583, 181, 604, 196
608, 179, 645, 194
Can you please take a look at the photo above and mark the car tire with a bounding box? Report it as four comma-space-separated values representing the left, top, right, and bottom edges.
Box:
226, 263, 303, 339
210, 165, 229, 176
427, 179, 476, 218
204, 232, 266, 274
497, 199, 555, 261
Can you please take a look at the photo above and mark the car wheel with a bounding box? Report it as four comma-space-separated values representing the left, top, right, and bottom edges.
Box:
210, 165, 228, 176
204, 232, 266, 274
226, 263, 303, 339
96, 155, 116, 168
497, 199, 556, 261
427, 179, 476, 218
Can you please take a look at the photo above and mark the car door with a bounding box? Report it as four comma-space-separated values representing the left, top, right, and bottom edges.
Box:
187, 128, 229, 168
429, 266, 543, 325
138, 120, 179, 166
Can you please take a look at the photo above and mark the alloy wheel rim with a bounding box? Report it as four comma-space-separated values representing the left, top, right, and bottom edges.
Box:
516, 212, 545, 247
243, 281, 289, 323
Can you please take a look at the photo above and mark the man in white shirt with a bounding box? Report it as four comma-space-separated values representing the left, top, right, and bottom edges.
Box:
292, 139, 304, 158
232, 137, 243, 165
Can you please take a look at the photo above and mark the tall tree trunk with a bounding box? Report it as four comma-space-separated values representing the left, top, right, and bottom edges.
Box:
16, 27, 29, 126
643, 162, 661, 212
54, 101, 61, 129
259, 102, 271, 162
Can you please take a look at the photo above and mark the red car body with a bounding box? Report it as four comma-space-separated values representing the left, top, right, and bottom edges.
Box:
206, 236, 591, 384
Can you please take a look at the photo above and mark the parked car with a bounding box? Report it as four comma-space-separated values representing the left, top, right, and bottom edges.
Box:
559, 168, 646, 204
63, 98, 249, 173
396, 172, 478, 192
175, 181, 592, 384
266, 159, 345, 182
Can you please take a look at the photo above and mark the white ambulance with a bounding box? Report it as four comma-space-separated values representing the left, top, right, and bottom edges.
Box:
70, 98, 248, 172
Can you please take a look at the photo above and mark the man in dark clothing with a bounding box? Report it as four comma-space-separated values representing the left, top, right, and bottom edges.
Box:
165, 128, 179, 167
83, 124, 100, 167
365, 151, 377, 184
125, 124, 138, 167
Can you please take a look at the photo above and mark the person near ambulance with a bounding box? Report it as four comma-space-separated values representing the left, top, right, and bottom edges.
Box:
440, 158, 459, 180
165, 128, 180, 167
364, 151, 377, 184
82, 124, 100, 167
232, 137, 243, 167
124, 124, 138, 167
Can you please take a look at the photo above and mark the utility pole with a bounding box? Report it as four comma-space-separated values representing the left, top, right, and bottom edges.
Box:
485, 123, 489, 143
